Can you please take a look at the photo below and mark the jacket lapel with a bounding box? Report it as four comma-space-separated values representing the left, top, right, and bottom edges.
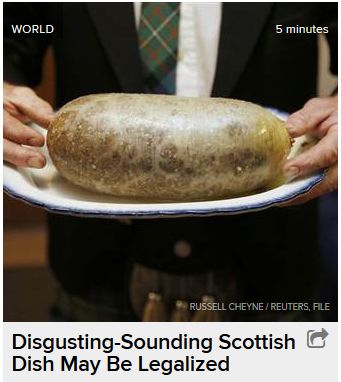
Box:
86, 3, 144, 93
212, 3, 273, 97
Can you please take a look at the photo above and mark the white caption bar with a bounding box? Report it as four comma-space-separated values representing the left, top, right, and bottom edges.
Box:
4, 322, 338, 382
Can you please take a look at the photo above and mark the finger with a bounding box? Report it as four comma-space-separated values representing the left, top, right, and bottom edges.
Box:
16, 99, 54, 129
286, 97, 336, 137
283, 126, 338, 178
4, 138, 46, 168
5, 87, 54, 128
316, 110, 338, 138
3, 102, 31, 123
280, 164, 337, 206
3, 110, 45, 147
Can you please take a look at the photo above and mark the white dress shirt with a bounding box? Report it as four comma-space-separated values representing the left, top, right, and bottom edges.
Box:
134, 3, 222, 97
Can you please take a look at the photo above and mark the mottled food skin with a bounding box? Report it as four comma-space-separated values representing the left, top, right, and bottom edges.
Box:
47, 94, 291, 201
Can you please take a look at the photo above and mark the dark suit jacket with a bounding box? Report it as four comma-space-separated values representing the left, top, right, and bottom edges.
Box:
4, 3, 338, 302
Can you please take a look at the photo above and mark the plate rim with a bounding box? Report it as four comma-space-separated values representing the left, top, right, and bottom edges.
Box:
3, 171, 325, 218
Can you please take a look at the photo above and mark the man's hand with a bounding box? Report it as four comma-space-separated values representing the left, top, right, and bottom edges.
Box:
282, 96, 338, 205
3, 82, 54, 168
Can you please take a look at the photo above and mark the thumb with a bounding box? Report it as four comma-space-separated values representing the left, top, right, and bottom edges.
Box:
283, 126, 337, 178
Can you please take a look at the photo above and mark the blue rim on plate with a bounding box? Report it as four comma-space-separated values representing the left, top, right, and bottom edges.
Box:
3, 173, 325, 219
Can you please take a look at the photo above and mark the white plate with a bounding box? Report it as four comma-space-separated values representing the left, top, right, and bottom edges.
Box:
3, 110, 324, 218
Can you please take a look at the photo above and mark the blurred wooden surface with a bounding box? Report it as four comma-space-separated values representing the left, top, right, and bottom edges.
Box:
318, 35, 338, 96
35, 47, 56, 106
4, 226, 47, 268
4, 267, 57, 321
4, 195, 46, 227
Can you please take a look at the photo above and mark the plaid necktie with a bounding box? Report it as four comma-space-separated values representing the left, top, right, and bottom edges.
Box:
138, 3, 180, 94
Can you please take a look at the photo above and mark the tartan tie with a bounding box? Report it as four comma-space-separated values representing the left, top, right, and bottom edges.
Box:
138, 3, 180, 94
